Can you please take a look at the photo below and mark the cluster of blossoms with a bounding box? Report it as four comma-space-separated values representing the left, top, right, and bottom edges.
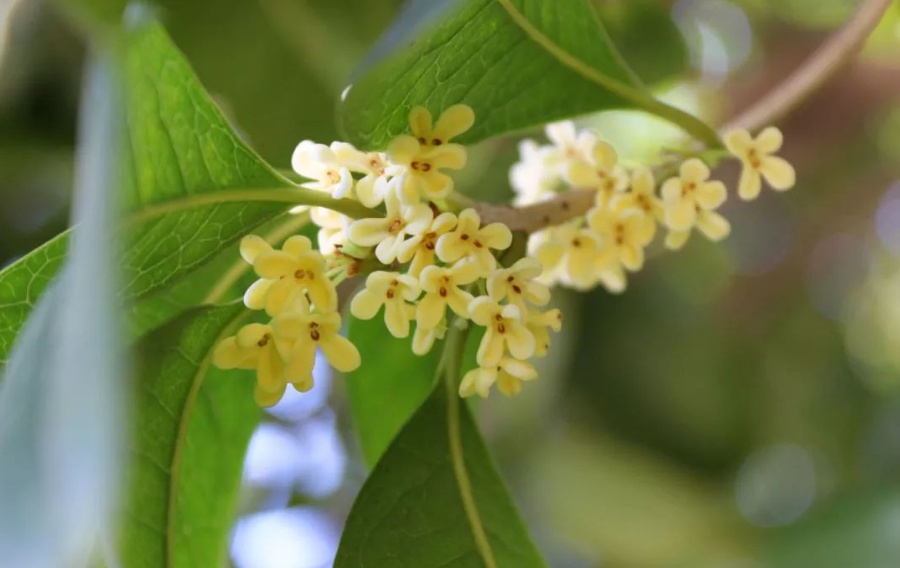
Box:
512, 122, 796, 292
214, 102, 797, 406
215, 105, 562, 404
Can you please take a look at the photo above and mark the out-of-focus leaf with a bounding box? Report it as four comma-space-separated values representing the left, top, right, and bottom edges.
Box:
0, 52, 126, 568
597, 0, 688, 85
764, 490, 900, 568
345, 316, 441, 467
335, 380, 547, 567
340, 0, 718, 149
120, 303, 260, 568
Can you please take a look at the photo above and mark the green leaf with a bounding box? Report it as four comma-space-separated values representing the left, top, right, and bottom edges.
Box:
120, 303, 260, 568
345, 316, 441, 467
335, 371, 546, 566
0, 52, 126, 566
340, 0, 719, 149
0, 232, 69, 368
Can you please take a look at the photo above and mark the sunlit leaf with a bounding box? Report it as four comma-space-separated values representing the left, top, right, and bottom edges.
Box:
120, 303, 259, 568
335, 380, 546, 567
340, 0, 718, 149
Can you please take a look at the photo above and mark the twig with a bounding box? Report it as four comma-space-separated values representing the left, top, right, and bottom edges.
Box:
477, 0, 891, 233
721, 0, 892, 133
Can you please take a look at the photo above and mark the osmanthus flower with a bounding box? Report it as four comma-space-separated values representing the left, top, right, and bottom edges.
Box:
310, 206, 351, 254
416, 261, 480, 329
724, 127, 796, 201
468, 296, 536, 367
273, 307, 361, 395
213, 322, 293, 407
350, 271, 421, 338
664, 209, 731, 250
586, 200, 655, 273
613, 168, 663, 232
459, 358, 538, 399
291, 140, 353, 199
527, 307, 562, 357
396, 211, 458, 277
436, 208, 513, 272
241, 235, 337, 315
408, 104, 475, 148
509, 139, 560, 206
566, 138, 629, 205
346, 192, 433, 264
544, 120, 598, 167
388, 136, 467, 203
534, 223, 614, 290
660, 158, 727, 232
487, 257, 551, 309
331, 142, 395, 208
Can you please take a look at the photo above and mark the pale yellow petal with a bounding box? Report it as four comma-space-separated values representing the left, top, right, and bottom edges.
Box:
385, 301, 411, 338
213, 337, 245, 369
479, 222, 513, 250
283, 342, 316, 387
566, 160, 598, 187
240, 235, 271, 264
592, 141, 618, 170
459, 367, 495, 398
737, 166, 762, 201
256, 344, 285, 393
282, 235, 313, 258
254, 251, 297, 279
254, 383, 287, 407
264, 278, 297, 316
468, 296, 495, 326
476, 332, 504, 368
350, 289, 383, 321
347, 218, 389, 247
433, 104, 475, 142
760, 156, 796, 191
756, 126, 783, 153
665, 229, 691, 251
387, 134, 421, 164
724, 128, 753, 156
696, 180, 727, 210
664, 199, 697, 231
505, 324, 536, 360
416, 293, 446, 329
697, 211, 731, 241
408, 106, 433, 139
320, 335, 361, 372
243, 279, 272, 311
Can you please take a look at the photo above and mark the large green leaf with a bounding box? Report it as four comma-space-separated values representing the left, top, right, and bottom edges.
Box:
0, 16, 367, 370
345, 316, 442, 467
335, 371, 546, 566
120, 303, 260, 568
340, 0, 718, 149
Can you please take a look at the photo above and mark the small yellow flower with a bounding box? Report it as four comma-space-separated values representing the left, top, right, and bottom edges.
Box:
396, 211, 458, 276
660, 158, 727, 232
350, 271, 420, 338
273, 308, 361, 393
613, 168, 663, 229
534, 223, 613, 290
487, 257, 550, 309
416, 261, 480, 329
331, 142, 395, 208
459, 358, 538, 398
526, 307, 562, 357
435, 208, 512, 272
388, 136, 466, 203
408, 104, 475, 148
242, 235, 336, 315
586, 201, 655, 272
724, 127, 796, 201
346, 192, 433, 264
291, 141, 354, 198
510, 139, 561, 206
664, 209, 731, 250
566, 139, 629, 205
544, 120, 598, 167
213, 322, 293, 407
469, 296, 536, 367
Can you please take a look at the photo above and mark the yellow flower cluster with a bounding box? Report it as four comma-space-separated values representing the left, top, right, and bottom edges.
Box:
214, 105, 563, 404
213, 235, 360, 406
511, 121, 796, 292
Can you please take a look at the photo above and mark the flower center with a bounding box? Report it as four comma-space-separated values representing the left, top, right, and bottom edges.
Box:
326, 169, 340, 185
410, 160, 432, 172
257, 333, 271, 347
294, 268, 314, 281
388, 217, 404, 235
308, 322, 320, 341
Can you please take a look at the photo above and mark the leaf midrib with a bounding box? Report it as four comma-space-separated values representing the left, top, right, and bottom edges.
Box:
166, 308, 249, 568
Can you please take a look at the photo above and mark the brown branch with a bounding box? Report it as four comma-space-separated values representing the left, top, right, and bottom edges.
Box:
721, 0, 892, 133
476, 0, 891, 233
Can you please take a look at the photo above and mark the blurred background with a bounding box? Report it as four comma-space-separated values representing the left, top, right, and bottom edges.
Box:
2, 0, 900, 566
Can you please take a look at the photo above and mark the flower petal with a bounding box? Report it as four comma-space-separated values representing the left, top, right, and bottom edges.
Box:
760, 156, 796, 190
320, 335, 361, 372
737, 166, 762, 201
433, 104, 475, 142
756, 126, 784, 153
350, 289, 383, 321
